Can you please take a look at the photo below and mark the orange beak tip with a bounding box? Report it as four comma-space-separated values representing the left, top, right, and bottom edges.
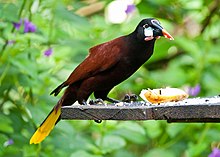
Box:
169, 36, 174, 40
162, 29, 174, 40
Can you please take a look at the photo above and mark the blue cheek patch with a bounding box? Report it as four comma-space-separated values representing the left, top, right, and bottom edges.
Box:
144, 27, 154, 37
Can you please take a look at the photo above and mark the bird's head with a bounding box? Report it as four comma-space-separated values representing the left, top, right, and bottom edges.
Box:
135, 18, 174, 42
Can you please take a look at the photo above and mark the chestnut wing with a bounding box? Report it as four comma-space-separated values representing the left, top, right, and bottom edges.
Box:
65, 37, 123, 85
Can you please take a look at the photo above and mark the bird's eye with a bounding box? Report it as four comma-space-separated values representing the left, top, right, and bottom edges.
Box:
143, 24, 148, 28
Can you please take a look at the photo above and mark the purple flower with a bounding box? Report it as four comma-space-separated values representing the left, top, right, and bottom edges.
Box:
13, 19, 22, 30
187, 84, 200, 97
7, 40, 16, 45
24, 19, 36, 33
3, 139, 14, 147
44, 48, 53, 57
209, 148, 220, 157
125, 4, 136, 14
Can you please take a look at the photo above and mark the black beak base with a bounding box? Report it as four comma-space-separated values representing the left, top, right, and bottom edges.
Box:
153, 29, 163, 37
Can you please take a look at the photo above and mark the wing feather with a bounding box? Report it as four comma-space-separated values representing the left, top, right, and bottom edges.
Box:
65, 37, 123, 85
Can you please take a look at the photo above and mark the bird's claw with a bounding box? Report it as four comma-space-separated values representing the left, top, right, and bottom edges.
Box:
81, 100, 88, 105
122, 94, 130, 102
130, 94, 138, 101
89, 98, 106, 105
122, 94, 138, 102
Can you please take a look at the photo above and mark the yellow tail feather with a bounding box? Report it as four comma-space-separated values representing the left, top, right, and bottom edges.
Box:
30, 107, 61, 144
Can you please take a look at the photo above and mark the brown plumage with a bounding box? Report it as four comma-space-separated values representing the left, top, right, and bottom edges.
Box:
30, 18, 174, 144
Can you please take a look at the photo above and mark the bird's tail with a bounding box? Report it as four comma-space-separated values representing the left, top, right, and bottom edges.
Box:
29, 105, 61, 144
50, 82, 67, 96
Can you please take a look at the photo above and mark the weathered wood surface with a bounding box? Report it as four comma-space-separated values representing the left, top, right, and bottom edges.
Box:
61, 96, 220, 123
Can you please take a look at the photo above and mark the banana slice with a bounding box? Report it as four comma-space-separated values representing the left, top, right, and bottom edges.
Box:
140, 87, 188, 104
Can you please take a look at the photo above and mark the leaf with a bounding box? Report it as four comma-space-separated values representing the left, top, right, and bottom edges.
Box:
0, 134, 8, 154
97, 135, 126, 154
0, 115, 14, 134
166, 123, 187, 138
9, 53, 38, 81
117, 122, 146, 134
113, 122, 147, 144
114, 149, 135, 157
114, 129, 147, 145
117, 129, 146, 144
21, 106, 32, 122
143, 121, 162, 139
54, 4, 89, 31
22, 145, 39, 157
150, 61, 187, 86
0, 63, 10, 86
185, 142, 208, 157
143, 148, 175, 157
71, 150, 102, 157
0, 3, 19, 21
174, 37, 200, 58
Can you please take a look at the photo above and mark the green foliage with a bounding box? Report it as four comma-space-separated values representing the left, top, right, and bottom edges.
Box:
0, 0, 219, 156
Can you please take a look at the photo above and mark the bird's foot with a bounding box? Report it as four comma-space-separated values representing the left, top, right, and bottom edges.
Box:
122, 94, 138, 102
122, 94, 130, 102
130, 94, 138, 101
89, 98, 106, 105
80, 100, 88, 105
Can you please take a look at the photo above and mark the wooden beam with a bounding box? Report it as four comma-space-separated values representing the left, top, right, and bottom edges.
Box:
61, 96, 220, 123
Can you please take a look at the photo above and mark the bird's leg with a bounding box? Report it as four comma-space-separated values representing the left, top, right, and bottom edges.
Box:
90, 97, 119, 105
93, 94, 138, 104
94, 90, 120, 104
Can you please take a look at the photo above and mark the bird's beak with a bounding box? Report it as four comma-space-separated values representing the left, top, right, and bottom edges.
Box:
151, 20, 174, 40
162, 29, 174, 40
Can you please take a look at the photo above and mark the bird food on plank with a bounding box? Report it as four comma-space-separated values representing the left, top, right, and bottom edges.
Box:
139, 87, 188, 104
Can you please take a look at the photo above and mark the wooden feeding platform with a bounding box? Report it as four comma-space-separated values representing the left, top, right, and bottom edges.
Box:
61, 96, 220, 123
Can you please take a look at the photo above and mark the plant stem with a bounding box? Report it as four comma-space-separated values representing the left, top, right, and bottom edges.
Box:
201, 0, 220, 33
197, 123, 211, 144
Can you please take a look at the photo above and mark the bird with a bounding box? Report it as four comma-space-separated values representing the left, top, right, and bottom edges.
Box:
30, 18, 174, 144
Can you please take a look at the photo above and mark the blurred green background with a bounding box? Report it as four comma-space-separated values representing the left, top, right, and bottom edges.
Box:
0, 0, 220, 156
